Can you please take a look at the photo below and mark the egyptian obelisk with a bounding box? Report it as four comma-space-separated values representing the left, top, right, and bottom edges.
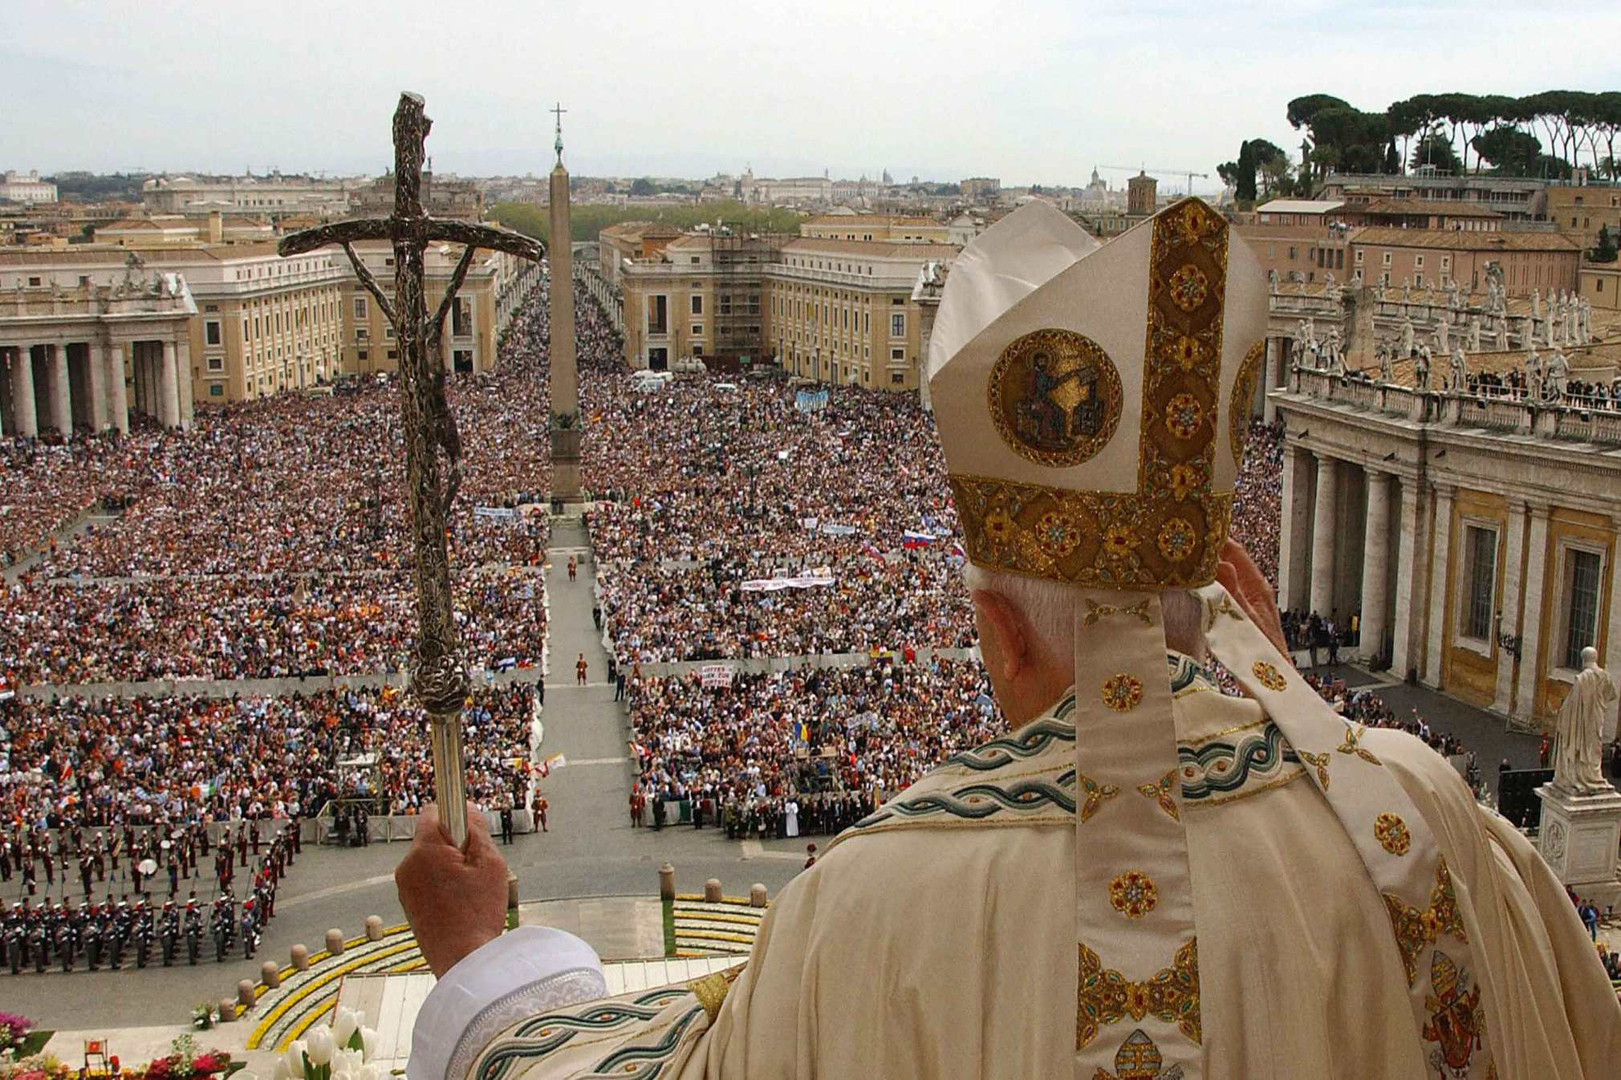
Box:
548, 102, 581, 503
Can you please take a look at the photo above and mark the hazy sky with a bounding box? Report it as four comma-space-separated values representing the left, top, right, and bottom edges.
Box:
6, 1, 1619, 191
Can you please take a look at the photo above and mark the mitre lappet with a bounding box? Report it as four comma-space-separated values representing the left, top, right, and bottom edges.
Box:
928, 198, 1492, 1079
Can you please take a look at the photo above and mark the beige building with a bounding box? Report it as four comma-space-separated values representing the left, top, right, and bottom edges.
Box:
1544, 184, 1621, 256
0, 239, 541, 406
0, 254, 196, 436
800, 215, 950, 243
142, 174, 355, 218
617, 230, 958, 391
0, 170, 58, 205
1579, 265, 1621, 312
597, 221, 681, 289
1348, 227, 1580, 295
97, 213, 275, 247
1275, 366, 1621, 730
1331, 199, 1503, 232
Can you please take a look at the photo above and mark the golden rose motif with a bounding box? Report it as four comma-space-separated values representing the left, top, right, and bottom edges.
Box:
983, 510, 1016, 546
1174, 201, 1215, 246
1035, 509, 1082, 558
1167, 264, 1209, 312
1157, 517, 1196, 562
1102, 524, 1138, 562
1375, 812, 1412, 857
1172, 334, 1207, 371
1164, 393, 1205, 440
1251, 660, 1287, 692
1109, 870, 1158, 919
1102, 673, 1144, 713
1168, 463, 1202, 502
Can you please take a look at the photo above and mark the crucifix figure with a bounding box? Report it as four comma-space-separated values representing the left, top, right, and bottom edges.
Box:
278, 92, 543, 846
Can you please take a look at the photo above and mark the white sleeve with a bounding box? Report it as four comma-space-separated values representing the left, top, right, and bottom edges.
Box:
408, 926, 607, 1080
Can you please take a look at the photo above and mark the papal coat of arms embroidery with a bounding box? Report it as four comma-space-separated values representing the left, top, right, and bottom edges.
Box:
1421, 950, 1486, 1078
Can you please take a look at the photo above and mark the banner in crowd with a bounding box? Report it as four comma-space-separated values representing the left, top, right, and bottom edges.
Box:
902, 531, 934, 549
795, 388, 830, 414
700, 664, 735, 688
740, 567, 835, 591
474, 506, 518, 521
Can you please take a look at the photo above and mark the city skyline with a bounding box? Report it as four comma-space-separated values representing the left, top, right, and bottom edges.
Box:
5, 1, 1620, 188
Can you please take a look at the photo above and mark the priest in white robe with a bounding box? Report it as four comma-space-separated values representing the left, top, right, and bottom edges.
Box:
398, 198, 1621, 1080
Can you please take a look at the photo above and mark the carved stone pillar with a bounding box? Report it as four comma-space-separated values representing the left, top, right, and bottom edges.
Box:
1423, 484, 1456, 688
45, 343, 72, 437
1492, 500, 1528, 716
1309, 454, 1339, 616
105, 341, 129, 436
84, 342, 107, 432
1278, 443, 1313, 614
159, 340, 180, 429
8, 346, 38, 438
1514, 505, 1552, 721
1359, 470, 1392, 664
1392, 481, 1423, 680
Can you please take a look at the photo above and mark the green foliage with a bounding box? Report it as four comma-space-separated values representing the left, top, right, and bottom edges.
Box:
1234, 141, 1257, 203
629, 178, 656, 196
1595, 225, 1618, 264
491, 200, 807, 245
1471, 126, 1542, 175
1384, 139, 1400, 174
1410, 129, 1461, 173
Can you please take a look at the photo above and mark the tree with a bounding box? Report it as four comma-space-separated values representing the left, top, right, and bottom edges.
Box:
1472, 126, 1542, 176
1594, 224, 1618, 264
1410, 127, 1461, 173
1235, 141, 1257, 203
1287, 94, 1352, 131
1383, 139, 1400, 174
629, 177, 656, 196
1258, 155, 1295, 198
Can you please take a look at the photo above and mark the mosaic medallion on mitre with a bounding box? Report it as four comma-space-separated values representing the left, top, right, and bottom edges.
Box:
987, 328, 1123, 467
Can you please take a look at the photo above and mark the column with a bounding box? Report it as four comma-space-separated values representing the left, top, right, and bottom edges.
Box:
159, 340, 180, 429
45, 343, 72, 437
1278, 444, 1313, 613
1392, 481, 1423, 679
1423, 484, 1456, 688
1606, 515, 1621, 695
176, 338, 194, 426
105, 342, 129, 436
8, 347, 37, 438
1309, 454, 1339, 615
1492, 500, 1528, 715
1513, 505, 1552, 721
1263, 338, 1279, 423
1359, 470, 1392, 664
133, 347, 148, 419
84, 343, 107, 432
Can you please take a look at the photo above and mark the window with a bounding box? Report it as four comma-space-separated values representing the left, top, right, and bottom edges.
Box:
205, 320, 222, 346
1415, 255, 1425, 268
1287, 246, 1296, 261
27, 276, 40, 286
890, 313, 905, 337
387, 349, 398, 360
354, 297, 367, 320
1382, 251, 1392, 266
1355, 250, 1364, 264
1461, 526, 1496, 641
690, 295, 703, 315
691, 324, 703, 336
206, 356, 224, 373
690, 256, 700, 264
358, 349, 369, 361
648, 295, 668, 334
1562, 549, 1603, 669
890, 347, 904, 360
693, 345, 704, 358
891, 372, 904, 385
209, 384, 224, 397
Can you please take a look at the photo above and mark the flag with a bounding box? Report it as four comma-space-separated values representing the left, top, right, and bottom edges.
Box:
902, 531, 933, 549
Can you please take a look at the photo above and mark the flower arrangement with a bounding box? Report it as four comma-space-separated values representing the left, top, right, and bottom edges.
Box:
271, 1009, 379, 1080
191, 1005, 219, 1033
0, 1016, 33, 1060
139, 1035, 230, 1080
0, 1053, 71, 1080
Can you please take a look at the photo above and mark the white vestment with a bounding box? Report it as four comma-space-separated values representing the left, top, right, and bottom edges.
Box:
415, 654, 1621, 1080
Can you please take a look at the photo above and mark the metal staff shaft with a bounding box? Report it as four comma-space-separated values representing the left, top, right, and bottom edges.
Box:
429, 714, 468, 848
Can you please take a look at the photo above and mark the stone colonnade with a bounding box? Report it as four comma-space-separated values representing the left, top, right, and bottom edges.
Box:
1, 338, 188, 438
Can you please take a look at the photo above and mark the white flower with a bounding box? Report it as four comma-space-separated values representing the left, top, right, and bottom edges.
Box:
271, 1057, 292, 1080
329, 1048, 364, 1080
332, 1007, 361, 1050
283, 1040, 309, 1080
357, 1064, 387, 1080
305, 1026, 336, 1067
359, 1027, 379, 1062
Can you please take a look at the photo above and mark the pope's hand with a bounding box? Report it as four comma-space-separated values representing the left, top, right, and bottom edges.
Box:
1215, 539, 1289, 658
395, 804, 509, 977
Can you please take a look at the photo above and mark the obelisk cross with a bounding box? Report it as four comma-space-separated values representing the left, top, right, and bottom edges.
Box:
278, 92, 544, 847
551, 102, 566, 164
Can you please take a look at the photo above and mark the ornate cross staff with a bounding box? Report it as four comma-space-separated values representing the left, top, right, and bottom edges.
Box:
278, 92, 543, 847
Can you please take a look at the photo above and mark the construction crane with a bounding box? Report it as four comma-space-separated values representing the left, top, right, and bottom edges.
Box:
1097, 164, 1212, 197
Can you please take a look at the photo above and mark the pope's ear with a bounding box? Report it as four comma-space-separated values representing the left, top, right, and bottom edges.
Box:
970, 589, 1029, 682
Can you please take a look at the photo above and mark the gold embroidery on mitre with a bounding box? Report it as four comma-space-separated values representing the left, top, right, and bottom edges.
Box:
1375, 812, 1412, 856
1108, 870, 1158, 918
1383, 858, 1469, 985
1137, 769, 1181, 822
688, 963, 746, 1022
1251, 660, 1287, 692
949, 198, 1233, 594
1079, 772, 1122, 823
1094, 1029, 1185, 1080
1102, 674, 1144, 713
1076, 939, 1201, 1050
987, 328, 1123, 467
1230, 340, 1265, 465
1202, 592, 1245, 632
1084, 598, 1154, 628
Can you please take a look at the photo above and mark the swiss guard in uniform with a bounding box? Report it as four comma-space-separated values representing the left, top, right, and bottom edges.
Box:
396, 199, 1621, 1080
